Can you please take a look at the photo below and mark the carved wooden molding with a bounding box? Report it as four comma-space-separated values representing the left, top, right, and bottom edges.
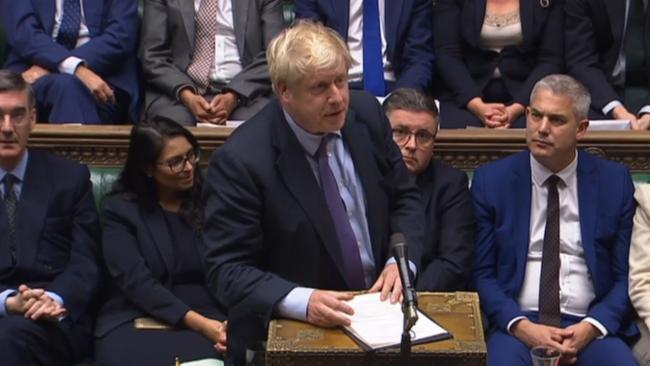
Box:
28, 125, 650, 172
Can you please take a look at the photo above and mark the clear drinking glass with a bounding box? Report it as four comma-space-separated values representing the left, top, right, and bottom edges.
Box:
530, 345, 561, 366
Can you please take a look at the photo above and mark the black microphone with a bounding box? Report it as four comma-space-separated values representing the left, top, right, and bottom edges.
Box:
390, 232, 418, 329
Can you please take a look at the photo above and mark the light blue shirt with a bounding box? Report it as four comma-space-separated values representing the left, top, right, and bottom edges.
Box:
0, 150, 65, 317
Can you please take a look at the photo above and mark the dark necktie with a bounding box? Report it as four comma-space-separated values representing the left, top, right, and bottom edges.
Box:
317, 136, 366, 289
538, 175, 561, 327
362, 0, 385, 96
187, 0, 219, 94
56, 0, 81, 50
3, 174, 17, 264
624, 0, 649, 112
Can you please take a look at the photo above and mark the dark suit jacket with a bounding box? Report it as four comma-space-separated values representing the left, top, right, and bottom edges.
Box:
472, 150, 637, 338
0, 0, 141, 121
0, 150, 101, 359
95, 194, 224, 337
415, 160, 474, 291
203, 90, 424, 363
139, 0, 284, 107
434, 0, 564, 107
294, 0, 434, 91
566, 0, 650, 112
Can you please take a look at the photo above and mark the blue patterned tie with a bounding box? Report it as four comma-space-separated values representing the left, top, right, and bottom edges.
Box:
362, 0, 385, 96
56, 0, 81, 50
3, 174, 17, 265
317, 136, 366, 289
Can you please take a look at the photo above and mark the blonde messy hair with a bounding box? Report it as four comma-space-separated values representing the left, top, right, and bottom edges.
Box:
267, 20, 353, 91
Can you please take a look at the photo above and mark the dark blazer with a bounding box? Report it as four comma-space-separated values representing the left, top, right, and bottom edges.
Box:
0, 0, 141, 121
566, 0, 650, 112
139, 0, 285, 106
95, 194, 224, 337
203, 90, 424, 364
472, 150, 638, 338
415, 160, 475, 291
0, 150, 101, 358
434, 0, 564, 106
294, 0, 434, 91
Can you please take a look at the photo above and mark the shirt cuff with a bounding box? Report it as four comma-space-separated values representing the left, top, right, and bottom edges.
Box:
385, 258, 418, 278
274, 287, 314, 321
507, 316, 528, 334
582, 317, 608, 339
0, 289, 17, 317
638, 105, 650, 116
58, 56, 84, 75
602, 100, 623, 116
176, 85, 197, 102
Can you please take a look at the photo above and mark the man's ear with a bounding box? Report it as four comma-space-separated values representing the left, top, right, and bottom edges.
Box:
576, 119, 589, 139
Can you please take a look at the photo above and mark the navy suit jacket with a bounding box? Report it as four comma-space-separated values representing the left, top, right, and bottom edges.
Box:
566, 0, 650, 113
294, 0, 434, 91
95, 194, 224, 337
203, 90, 424, 363
416, 160, 475, 291
0, 0, 141, 121
434, 0, 564, 106
0, 150, 101, 357
472, 150, 637, 338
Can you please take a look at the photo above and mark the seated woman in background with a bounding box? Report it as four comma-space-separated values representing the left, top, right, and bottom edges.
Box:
629, 185, 650, 366
433, 0, 564, 128
94, 117, 227, 365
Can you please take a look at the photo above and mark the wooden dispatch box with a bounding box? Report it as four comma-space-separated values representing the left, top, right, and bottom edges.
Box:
266, 292, 486, 366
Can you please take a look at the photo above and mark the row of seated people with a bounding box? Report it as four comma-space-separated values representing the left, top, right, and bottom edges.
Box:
1, 21, 650, 366
1, 0, 649, 130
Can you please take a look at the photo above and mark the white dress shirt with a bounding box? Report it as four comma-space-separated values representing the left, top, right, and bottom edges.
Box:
193, 0, 243, 84
52, 0, 90, 75
346, 0, 396, 83
507, 154, 607, 336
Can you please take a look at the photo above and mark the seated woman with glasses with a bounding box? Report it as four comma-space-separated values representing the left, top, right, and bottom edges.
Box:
93, 117, 227, 365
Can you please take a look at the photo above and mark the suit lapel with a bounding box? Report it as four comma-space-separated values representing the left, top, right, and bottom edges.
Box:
605, 0, 626, 48
82, 0, 102, 35
179, 0, 196, 50
520, 0, 534, 48
37, 0, 57, 34
142, 207, 176, 282
513, 152, 532, 292
577, 151, 598, 276
333, 0, 350, 40
341, 114, 384, 271
232, 0, 249, 58
16, 152, 50, 268
272, 105, 349, 285
384, 0, 405, 53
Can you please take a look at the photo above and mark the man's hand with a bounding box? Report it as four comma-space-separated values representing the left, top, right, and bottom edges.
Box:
6, 285, 66, 321
369, 263, 402, 303
467, 97, 507, 128
184, 311, 227, 353
306, 290, 355, 328
611, 105, 639, 129
499, 103, 525, 129
511, 319, 574, 356
75, 65, 115, 105
559, 321, 601, 364
21, 65, 50, 84
209, 91, 239, 124
180, 89, 224, 124
635, 114, 650, 130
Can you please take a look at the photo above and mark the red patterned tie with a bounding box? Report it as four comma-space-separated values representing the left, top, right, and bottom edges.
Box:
187, 0, 218, 94
538, 175, 561, 327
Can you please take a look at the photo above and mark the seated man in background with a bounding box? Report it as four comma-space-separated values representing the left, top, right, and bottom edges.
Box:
0, 0, 140, 124
203, 21, 424, 364
294, 0, 434, 96
140, 0, 285, 126
566, 0, 650, 130
383, 88, 474, 291
473, 74, 638, 365
0, 70, 101, 365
